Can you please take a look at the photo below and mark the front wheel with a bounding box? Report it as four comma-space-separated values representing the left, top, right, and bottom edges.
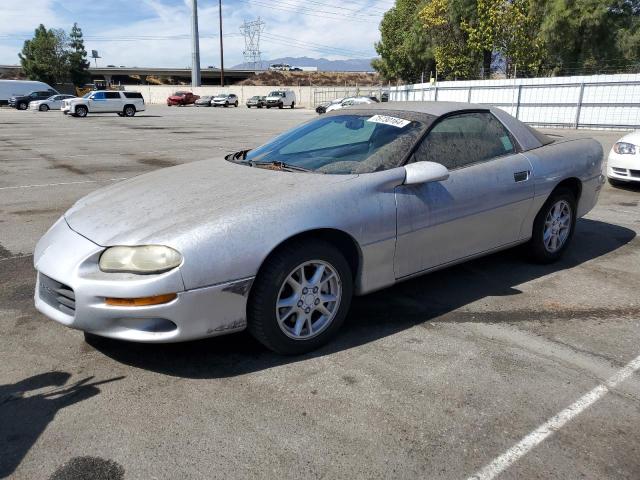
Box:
39, 104, 49, 112
248, 240, 353, 355
527, 187, 577, 263
234, 101, 238, 107
291, 101, 295, 109
75, 105, 88, 117
18, 102, 28, 110
278, 102, 283, 109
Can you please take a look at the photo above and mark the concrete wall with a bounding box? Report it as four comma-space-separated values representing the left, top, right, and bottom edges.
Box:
125, 85, 317, 108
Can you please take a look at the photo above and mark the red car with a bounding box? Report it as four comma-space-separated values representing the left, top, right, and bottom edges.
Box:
167, 91, 200, 106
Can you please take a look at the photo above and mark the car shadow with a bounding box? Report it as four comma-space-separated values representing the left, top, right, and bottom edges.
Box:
89, 218, 636, 379
0, 372, 124, 478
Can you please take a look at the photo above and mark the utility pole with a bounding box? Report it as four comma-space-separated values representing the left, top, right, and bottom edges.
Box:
190, 0, 201, 87
219, 0, 225, 87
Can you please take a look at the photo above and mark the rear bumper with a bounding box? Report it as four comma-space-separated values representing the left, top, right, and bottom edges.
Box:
34, 218, 252, 343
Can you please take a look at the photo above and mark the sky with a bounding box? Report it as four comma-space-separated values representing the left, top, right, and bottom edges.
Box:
0, 0, 391, 67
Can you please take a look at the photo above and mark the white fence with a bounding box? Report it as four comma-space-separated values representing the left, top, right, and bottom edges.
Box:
389, 73, 640, 129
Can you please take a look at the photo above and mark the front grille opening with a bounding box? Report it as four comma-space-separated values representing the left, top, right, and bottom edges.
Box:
630, 169, 640, 178
39, 274, 75, 316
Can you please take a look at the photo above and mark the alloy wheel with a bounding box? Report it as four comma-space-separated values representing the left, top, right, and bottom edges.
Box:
543, 200, 572, 253
275, 260, 342, 340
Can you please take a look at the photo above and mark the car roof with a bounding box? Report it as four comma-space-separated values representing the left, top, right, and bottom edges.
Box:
333, 101, 547, 151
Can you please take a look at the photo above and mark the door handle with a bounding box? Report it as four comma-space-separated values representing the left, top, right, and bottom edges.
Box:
514, 171, 530, 182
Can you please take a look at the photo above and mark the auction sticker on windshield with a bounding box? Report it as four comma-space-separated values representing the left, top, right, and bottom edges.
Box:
367, 115, 411, 128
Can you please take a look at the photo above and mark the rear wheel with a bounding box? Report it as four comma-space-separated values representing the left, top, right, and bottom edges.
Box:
527, 187, 576, 263
291, 101, 295, 109
248, 239, 353, 355
278, 102, 283, 109
39, 104, 49, 111
123, 105, 136, 117
75, 105, 88, 117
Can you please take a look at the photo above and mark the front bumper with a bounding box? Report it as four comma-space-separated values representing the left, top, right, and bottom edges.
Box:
607, 152, 640, 182
34, 218, 252, 343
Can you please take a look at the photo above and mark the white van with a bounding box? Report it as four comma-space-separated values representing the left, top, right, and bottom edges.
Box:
0, 80, 56, 106
265, 90, 296, 109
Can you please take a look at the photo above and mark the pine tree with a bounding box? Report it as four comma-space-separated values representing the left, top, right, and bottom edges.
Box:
68, 23, 90, 87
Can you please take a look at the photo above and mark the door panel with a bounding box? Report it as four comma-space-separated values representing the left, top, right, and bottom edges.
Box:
394, 153, 534, 278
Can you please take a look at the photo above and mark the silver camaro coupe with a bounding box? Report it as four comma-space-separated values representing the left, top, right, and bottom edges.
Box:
34, 102, 604, 354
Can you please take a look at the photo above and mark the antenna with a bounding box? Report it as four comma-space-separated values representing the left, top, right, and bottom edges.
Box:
239, 17, 265, 70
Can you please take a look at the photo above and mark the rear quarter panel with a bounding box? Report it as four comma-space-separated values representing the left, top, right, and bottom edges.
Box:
520, 138, 603, 238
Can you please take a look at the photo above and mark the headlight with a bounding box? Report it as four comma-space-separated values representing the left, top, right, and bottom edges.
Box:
99, 245, 182, 274
613, 142, 636, 155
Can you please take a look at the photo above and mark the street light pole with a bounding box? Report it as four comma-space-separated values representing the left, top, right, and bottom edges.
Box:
190, 0, 201, 87
219, 0, 225, 87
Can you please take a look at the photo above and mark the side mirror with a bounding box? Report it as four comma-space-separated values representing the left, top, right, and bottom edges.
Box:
403, 161, 449, 185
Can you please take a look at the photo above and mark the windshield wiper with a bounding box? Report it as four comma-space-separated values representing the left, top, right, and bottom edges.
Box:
250, 160, 317, 173
225, 149, 250, 162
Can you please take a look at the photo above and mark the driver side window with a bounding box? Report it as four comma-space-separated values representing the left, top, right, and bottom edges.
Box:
414, 112, 516, 170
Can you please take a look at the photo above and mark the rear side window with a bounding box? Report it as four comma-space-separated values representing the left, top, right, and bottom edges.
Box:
414, 112, 516, 170
105, 92, 121, 99
123, 92, 143, 99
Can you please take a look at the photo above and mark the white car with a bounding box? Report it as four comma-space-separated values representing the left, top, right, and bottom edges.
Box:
212, 93, 239, 107
29, 94, 76, 112
607, 131, 640, 186
62, 91, 145, 117
266, 90, 296, 109
325, 96, 376, 113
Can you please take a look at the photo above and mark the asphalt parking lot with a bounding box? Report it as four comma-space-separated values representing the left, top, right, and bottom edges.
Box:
1, 105, 639, 480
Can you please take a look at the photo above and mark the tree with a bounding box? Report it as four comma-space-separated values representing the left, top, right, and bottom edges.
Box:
19, 24, 69, 85
462, 0, 547, 78
68, 23, 90, 87
373, 0, 436, 82
540, 0, 640, 75
420, 0, 480, 79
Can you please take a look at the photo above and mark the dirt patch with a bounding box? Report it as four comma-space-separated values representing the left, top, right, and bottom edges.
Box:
137, 157, 179, 168
239, 70, 381, 86
49, 456, 125, 480
0, 243, 12, 259
11, 208, 61, 216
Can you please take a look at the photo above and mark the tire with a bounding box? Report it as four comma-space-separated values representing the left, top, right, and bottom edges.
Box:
266, 105, 271, 109
527, 187, 577, 264
18, 102, 28, 110
123, 105, 136, 117
234, 101, 238, 107
291, 101, 295, 109
278, 102, 283, 109
39, 104, 49, 112
248, 239, 353, 355
75, 105, 88, 117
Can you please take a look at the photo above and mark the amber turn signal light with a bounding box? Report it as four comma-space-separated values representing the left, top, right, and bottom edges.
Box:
105, 293, 177, 307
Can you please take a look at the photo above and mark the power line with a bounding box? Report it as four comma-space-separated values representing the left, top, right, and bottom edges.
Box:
262, 32, 373, 57
236, 0, 380, 23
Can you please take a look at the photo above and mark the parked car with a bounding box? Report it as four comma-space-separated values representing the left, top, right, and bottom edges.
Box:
195, 96, 213, 107
316, 97, 344, 114
29, 94, 76, 112
0, 80, 56, 107
269, 63, 291, 71
246, 95, 267, 108
167, 91, 199, 106
212, 93, 239, 107
62, 91, 145, 117
9, 89, 59, 110
34, 102, 603, 355
607, 131, 640, 186
266, 90, 296, 109
325, 96, 377, 114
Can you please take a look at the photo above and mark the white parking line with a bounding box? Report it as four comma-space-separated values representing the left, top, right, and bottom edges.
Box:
467, 353, 640, 480
0, 178, 127, 191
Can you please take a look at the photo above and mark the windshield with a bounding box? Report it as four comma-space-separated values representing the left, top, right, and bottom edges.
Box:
269, 91, 284, 97
200, 96, 212, 100
174, 92, 188, 96
240, 114, 427, 174
82, 92, 92, 98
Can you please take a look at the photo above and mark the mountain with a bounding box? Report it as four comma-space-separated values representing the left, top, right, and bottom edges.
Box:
231, 56, 375, 72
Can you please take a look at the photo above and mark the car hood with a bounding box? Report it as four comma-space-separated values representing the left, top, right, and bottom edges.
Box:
213, 96, 228, 101
168, 95, 186, 100
64, 158, 357, 246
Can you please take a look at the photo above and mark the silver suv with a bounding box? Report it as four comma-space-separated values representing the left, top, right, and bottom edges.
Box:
62, 91, 146, 117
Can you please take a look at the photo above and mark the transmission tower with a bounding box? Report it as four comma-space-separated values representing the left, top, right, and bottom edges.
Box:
240, 17, 265, 70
